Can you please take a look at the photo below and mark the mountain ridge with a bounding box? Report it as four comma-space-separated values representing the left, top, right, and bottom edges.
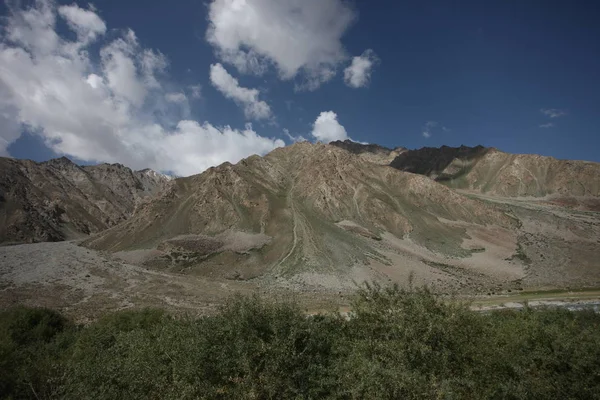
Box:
2, 143, 599, 293
83, 142, 522, 291
0, 156, 172, 244
389, 145, 600, 199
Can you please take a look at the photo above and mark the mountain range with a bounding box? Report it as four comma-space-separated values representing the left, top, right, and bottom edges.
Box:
1, 142, 599, 293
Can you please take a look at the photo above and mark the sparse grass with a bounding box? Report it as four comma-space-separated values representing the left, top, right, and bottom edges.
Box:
2, 285, 600, 399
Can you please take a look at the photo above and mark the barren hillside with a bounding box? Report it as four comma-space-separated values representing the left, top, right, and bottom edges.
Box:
329, 139, 406, 165
0, 157, 172, 244
1, 143, 599, 315
391, 146, 600, 200
83, 142, 535, 292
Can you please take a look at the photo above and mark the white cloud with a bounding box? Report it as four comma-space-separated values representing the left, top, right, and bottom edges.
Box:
209, 63, 272, 120
206, 0, 356, 90
539, 122, 554, 129
165, 92, 188, 103
0, 95, 21, 156
343, 49, 379, 88
99, 36, 148, 107
160, 121, 284, 175
311, 111, 348, 143
58, 4, 106, 46
0, 0, 284, 176
283, 128, 306, 143
294, 66, 337, 92
140, 46, 168, 89
4, 0, 59, 55
541, 108, 567, 118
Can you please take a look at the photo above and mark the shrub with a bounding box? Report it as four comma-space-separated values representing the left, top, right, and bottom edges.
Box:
2, 286, 600, 399
0, 307, 75, 399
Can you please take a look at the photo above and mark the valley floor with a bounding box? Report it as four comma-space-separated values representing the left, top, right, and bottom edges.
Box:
1, 239, 599, 321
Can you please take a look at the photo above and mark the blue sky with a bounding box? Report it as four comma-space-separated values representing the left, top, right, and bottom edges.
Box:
1, 0, 599, 176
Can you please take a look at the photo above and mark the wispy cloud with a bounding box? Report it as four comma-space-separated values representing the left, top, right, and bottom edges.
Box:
422, 121, 449, 138
283, 128, 306, 143
165, 92, 187, 103
422, 121, 436, 138
209, 63, 272, 120
541, 108, 567, 118
539, 122, 554, 129
188, 84, 202, 99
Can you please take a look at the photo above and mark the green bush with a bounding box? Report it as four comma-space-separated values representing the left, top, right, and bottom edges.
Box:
336, 283, 485, 399
0, 307, 75, 399
1, 286, 599, 399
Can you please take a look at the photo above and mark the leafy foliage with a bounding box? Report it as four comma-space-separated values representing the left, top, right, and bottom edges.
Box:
1, 286, 600, 399
0, 307, 76, 399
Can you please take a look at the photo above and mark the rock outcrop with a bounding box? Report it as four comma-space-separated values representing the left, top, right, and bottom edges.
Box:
0, 156, 172, 244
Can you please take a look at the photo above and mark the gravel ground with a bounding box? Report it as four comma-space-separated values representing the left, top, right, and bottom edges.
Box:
0, 241, 348, 321
0, 241, 259, 321
2, 190, 599, 321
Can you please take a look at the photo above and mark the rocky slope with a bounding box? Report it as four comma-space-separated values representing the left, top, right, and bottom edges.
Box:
83, 142, 528, 292
2, 142, 599, 299
0, 156, 172, 244
330, 139, 406, 165
391, 145, 600, 199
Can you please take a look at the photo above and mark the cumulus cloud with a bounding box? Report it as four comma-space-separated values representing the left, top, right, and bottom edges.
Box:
206, 0, 356, 90
343, 49, 379, 88
0, 0, 283, 176
96, 30, 167, 108
311, 111, 348, 143
4, 0, 59, 55
541, 108, 567, 118
209, 63, 272, 120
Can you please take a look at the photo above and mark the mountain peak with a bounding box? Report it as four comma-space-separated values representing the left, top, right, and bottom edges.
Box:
81, 139, 525, 292
328, 140, 405, 165
137, 168, 174, 181
44, 156, 76, 167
